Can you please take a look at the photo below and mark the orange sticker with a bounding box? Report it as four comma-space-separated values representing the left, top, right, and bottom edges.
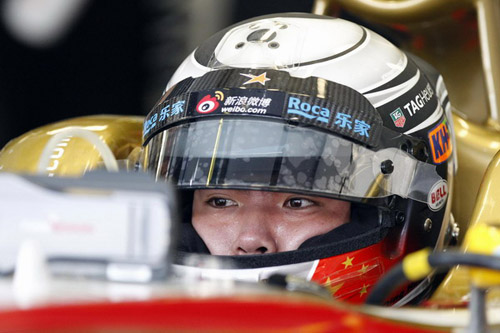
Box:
428, 122, 452, 164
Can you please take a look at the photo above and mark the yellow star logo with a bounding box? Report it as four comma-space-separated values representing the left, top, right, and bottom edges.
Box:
359, 284, 369, 297
324, 277, 344, 295
358, 264, 369, 274
342, 256, 354, 269
240, 72, 271, 86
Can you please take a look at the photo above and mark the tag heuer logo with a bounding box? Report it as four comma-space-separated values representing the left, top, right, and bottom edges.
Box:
390, 108, 406, 128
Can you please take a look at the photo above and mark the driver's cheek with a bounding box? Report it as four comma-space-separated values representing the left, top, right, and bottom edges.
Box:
192, 209, 237, 255
226, 208, 335, 254
275, 210, 342, 251
194, 205, 341, 255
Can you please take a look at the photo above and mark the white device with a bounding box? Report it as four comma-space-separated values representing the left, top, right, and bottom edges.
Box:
0, 171, 177, 282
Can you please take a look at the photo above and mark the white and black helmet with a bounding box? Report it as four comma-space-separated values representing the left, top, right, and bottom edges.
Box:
142, 13, 456, 304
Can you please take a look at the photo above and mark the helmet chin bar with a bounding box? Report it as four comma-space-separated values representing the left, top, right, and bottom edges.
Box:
172, 260, 318, 283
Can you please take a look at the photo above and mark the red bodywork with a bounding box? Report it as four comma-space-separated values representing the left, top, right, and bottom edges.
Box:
0, 296, 445, 333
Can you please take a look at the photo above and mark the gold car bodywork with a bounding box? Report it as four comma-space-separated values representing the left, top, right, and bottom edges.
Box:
313, 0, 500, 305
0, 115, 144, 176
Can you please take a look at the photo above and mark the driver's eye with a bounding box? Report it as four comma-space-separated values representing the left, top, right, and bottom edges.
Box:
207, 197, 237, 208
286, 198, 314, 208
214, 198, 228, 207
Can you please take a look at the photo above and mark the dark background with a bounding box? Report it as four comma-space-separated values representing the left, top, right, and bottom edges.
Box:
0, 0, 314, 147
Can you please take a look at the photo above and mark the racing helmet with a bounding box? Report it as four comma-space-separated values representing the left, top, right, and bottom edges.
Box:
141, 13, 456, 304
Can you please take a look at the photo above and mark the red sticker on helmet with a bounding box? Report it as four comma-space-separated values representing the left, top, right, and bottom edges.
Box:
196, 94, 221, 114
428, 179, 448, 211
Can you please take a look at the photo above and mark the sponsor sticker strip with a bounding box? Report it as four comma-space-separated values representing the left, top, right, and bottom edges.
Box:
143, 88, 382, 147
143, 68, 384, 146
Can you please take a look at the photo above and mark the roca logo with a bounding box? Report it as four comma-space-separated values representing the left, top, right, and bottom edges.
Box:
287, 97, 330, 123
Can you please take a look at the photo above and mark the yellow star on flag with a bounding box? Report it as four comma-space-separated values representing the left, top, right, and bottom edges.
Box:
359, 284, 369, 297
358, 264, 369, 274
342, 256, 354, 268
240, 72, 271, 86
325, 277, 344, 295
328, 283, 344, 295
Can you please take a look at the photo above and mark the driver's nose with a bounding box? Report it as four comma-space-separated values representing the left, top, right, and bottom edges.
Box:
233, 209, 277, 255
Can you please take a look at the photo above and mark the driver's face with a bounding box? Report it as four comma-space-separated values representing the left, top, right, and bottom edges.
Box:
192, 189, 350, 255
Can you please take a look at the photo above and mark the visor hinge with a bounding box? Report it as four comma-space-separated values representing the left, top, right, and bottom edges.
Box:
381, 210, 405, 228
